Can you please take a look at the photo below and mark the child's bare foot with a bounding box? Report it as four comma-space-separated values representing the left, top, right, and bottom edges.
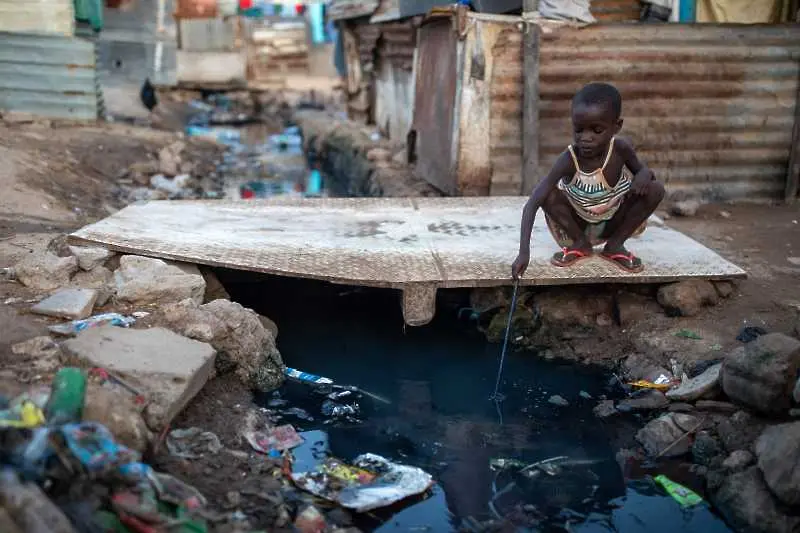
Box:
551, 241, 593, 268
600, 246, 643, 273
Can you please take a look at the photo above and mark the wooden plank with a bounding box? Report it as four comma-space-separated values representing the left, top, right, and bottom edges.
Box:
521, 1, 540, 196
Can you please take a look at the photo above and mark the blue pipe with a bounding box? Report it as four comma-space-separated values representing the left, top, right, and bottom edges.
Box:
679, 0, 696, 22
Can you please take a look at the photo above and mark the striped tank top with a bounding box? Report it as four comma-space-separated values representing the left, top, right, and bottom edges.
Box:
558, 137, 632, 224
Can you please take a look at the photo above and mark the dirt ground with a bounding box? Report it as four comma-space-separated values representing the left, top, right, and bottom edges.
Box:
1, 118, 799, 520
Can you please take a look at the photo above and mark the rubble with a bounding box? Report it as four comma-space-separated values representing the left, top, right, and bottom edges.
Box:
755, 421, 800, 506
31, 288, 98, 320
721, 333, 800, 414
67, 245, 114, 271
669, 199, 701, 217
14, 252, 78, 292
61, 325, 216, 431
665, 363, 721, 401
657, 280, 719, 317
81, 381, 151, 453
635, 412, 700, 457
114, 255, 206, 306
154, 298, 286, 392
617, 389, 669, 411
712, 467, 800, 533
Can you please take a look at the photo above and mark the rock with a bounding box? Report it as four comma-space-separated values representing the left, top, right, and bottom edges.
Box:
617, 389, 669, 412
548, 394, 569, 407
114, 255, 205, 306
155, 299, 286, 392
126, 160, 160, 185
670, 199, 700, 217
694, 400, 738, 414
614, 291, 661, 327
712, 467, 800, 533
31, 288, 98, 320
794, 377, 800, 404
15, 252, 78, 292
61, 326, 216, 431
534, 288, 614, 330
622, 354, 673, 383
46, 234, 72, 257
68, 246, 114, 271
756, 422, 800, 506
721, 333, 800, 414
713, 280, 736, 299
11, 336, 62, 374
635, 412, 700, 457
593, 400, 617, 418
200, 268, 229, 302
657, 280, 719, 317
668, 402, 695, 413
722, 450, 754, 472
484, 306, 538, 343
82, 382, 151, 453
71, 266, 114, 307
259, 314, 279, 340
665, 363, 721, 401
469, 287, 510, 314
717, 410, 767, 453
225, 491, 242, 508
158, 141, 185, 176
692, 431, 723, 466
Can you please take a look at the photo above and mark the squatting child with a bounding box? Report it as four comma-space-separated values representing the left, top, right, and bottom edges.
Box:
512, 82, 664, 279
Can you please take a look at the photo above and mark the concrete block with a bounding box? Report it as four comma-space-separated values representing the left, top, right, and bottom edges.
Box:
31, 288, 98, 320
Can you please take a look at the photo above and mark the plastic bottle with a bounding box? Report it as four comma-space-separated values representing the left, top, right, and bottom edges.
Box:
321, 400, 359, 418
45, 368, 87, 426
0, 468, 79, 533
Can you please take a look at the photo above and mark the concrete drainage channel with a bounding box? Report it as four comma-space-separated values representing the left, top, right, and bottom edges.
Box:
1, 95, 798, 533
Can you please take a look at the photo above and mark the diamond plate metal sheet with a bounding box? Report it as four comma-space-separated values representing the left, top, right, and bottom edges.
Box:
69, 197, 746, 289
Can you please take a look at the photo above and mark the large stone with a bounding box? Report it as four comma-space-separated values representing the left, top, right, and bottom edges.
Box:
721, 333, 800, 414
114, 255, 205, 306
82, 382, 151, 453
756, 422, 800, 506
200, 267, 230, 303
71, 266, 114, 307
31, 288, 98, 320
14, 252, 78, 292
61, 326, 216, 431
622, 353, 673, 383
692, 431, 723, 466
68, 246, 115, 271
469, 287, 510, 314
635, 412, 700, 457
154, 299, 285, 392
614, 291, 662, 327
617, 389, 669, 412
657, 280, 719, 317
793, 377, 800, 404
533, 288, 614, 329
665, 363, 721, 401
717, 410, 768, 454
722, 450, 754, 472
712, 467, 800, 533
11, 336, 62, 375
158, 141, 185, 176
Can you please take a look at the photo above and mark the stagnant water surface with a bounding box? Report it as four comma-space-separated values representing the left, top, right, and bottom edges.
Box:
219, 273, 734, 533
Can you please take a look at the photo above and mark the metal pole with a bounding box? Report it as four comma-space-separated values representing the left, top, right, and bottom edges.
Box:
521, 0, 540, 195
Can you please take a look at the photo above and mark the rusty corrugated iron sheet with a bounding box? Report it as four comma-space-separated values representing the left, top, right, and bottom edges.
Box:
370, 0, 401, 23
0, 32, 102, 120
539, 23, 800, 201
591, 0, 641, 21
412, 18, 459, 194
329, 0, 380, 21
377, 20, 418, 70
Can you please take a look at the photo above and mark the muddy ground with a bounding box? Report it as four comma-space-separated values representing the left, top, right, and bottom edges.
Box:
0, 117, 798, 524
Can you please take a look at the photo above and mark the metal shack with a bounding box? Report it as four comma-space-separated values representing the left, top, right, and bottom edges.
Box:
411, 5, 800, 202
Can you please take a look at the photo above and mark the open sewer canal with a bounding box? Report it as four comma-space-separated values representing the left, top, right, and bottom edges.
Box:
216, 272, 734, 533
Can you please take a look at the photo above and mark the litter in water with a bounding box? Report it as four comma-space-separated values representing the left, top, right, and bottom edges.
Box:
653, 475, 704, 508
244, 424, 304, 455
289, 453, 433, 512
628, 374, 677, 391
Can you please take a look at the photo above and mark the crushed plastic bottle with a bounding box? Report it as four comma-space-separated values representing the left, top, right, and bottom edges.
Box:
321, 400, 359, 418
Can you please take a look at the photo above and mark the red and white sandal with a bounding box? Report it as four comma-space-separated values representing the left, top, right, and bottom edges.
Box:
550, 247, 591, 268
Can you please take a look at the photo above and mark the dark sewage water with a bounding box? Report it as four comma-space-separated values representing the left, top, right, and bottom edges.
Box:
218, 272, 734, 533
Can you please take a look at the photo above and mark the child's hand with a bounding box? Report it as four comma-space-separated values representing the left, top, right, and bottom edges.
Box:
511, 252, 530, 280
631, 168, 655, 195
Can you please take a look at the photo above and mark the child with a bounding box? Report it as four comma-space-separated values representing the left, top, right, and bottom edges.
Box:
511, 82, 664, 278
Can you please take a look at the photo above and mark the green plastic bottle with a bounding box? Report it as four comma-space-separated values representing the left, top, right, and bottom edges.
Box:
654, 474, 704, 508
45, 368, 87, 426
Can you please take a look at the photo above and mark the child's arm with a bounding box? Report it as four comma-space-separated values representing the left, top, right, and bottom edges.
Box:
512, 152, 574, 279
616, 137, 655, 196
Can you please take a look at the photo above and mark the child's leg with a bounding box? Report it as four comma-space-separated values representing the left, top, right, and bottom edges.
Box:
600, 181, 665, 271
542, 189, 591, 251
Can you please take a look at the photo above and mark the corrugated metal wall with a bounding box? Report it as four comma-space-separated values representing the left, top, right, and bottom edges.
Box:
374, 21, 416, 139
539, 24, 800, 201
0, 32, 102, 120
0, 0, 75, 36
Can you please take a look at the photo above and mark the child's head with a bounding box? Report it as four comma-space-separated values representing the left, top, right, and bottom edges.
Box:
570, 82, 623, 159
